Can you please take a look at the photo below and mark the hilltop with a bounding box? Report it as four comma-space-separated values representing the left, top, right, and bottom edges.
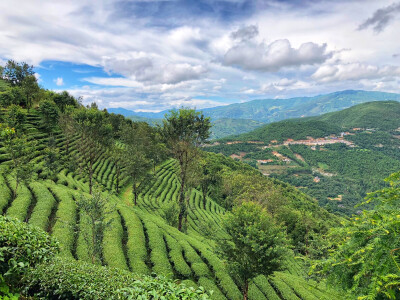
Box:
222, 101, 400, 143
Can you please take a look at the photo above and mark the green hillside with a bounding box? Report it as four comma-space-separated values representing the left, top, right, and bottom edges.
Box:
209, 118, 264, 139
0, 108, 341, 298
314, 101, 400, 130
206, 101, 400, 215
222, 101, 400, 143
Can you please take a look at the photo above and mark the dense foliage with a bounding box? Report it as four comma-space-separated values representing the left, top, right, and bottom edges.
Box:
218, 202, 288, 300
314, 172, 400, 299
0, 215, 58, 290
24, 257, 210, 299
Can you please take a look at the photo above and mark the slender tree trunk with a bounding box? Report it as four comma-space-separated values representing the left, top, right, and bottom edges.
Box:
243, 281, 249, 300
134, 188, 138, 206
89, 160, 93, 195
13, 179, 19, 200
202, 185, 207, 201
91, 219, 96, 264
116, 165, 120, 194
178, 175, 185, 231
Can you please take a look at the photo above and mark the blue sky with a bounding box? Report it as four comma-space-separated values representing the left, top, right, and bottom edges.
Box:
1, 0, 400, 111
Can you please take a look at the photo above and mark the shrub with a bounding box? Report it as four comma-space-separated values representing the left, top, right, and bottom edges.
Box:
24, 257, 210, 299
0, 215, 58, 288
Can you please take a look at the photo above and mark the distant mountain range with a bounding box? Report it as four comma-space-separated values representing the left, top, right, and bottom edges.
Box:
108, 90, 400, 139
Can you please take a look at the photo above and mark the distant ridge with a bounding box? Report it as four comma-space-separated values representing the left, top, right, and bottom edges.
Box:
108, 90, 400, 123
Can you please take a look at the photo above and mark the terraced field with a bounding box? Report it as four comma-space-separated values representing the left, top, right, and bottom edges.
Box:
0, 111, 340, 299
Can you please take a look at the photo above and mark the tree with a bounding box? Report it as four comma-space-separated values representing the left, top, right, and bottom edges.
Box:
160, 108, 211, 231
217, 202, 288, 300
43, 136, 60, 181
1, 60, 34, 87
6, 104, 26, 132
198, 157, 222, 201
314, 172, 400, 299
0, 87, 24, 107
72, 108, 112, 194
58, 105, 76, 155
1, 126, 34, 199
39, 100, 59, 134
76, 189, 114, 264
52, 91, 78, 113
109, 144, 124, 194
21, 75, 39, 110
121, 122, 159, 205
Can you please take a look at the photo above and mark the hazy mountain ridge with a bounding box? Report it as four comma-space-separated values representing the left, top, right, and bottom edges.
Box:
109, 90, 400, 123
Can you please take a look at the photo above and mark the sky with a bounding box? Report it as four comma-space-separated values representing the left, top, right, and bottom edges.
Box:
1, 0, 400, 112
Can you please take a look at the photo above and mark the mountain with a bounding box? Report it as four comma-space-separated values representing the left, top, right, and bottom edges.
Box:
108, 90, 400, 123
314, 101, 400, 131
225, 101, 400, 143
206, 101, 400, 215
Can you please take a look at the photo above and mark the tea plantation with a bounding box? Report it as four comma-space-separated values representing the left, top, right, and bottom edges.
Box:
0, 108, 343, 299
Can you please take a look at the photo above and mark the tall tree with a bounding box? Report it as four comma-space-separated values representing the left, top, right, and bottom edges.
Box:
1, 60, 34, 87
76, 190, 114, 264
121, 122, 162, 205
58, 105, 76, 155
72, 108, 112, 194
39, 100, 59, 135
6, 104, 26, 133
1, 126, 34, 199
217, 202, 288, 300
198, 156, 222, 201
160, 108, 211, 231
52, 91, 78, 113
21, 75, 39, 110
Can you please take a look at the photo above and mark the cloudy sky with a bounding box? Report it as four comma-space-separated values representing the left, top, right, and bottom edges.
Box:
1, 0, 400, 111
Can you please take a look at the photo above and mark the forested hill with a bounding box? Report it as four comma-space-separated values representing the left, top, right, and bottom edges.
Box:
109, 90, 400, 123
205, 101, 400, 215
313, 101, 400, 130
222, 101, 400, 143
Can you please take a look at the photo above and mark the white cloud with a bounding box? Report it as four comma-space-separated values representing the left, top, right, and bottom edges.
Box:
312, 63, 400, 82
223, 29, 332, 72
1, 0, 400, 110
54, 77, 64, 86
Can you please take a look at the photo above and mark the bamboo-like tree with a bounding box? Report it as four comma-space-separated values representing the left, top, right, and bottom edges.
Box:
1, 126, 34, 199
72, 107, 112, 194
121, 122, 163, 205
76, 189, 114, 264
